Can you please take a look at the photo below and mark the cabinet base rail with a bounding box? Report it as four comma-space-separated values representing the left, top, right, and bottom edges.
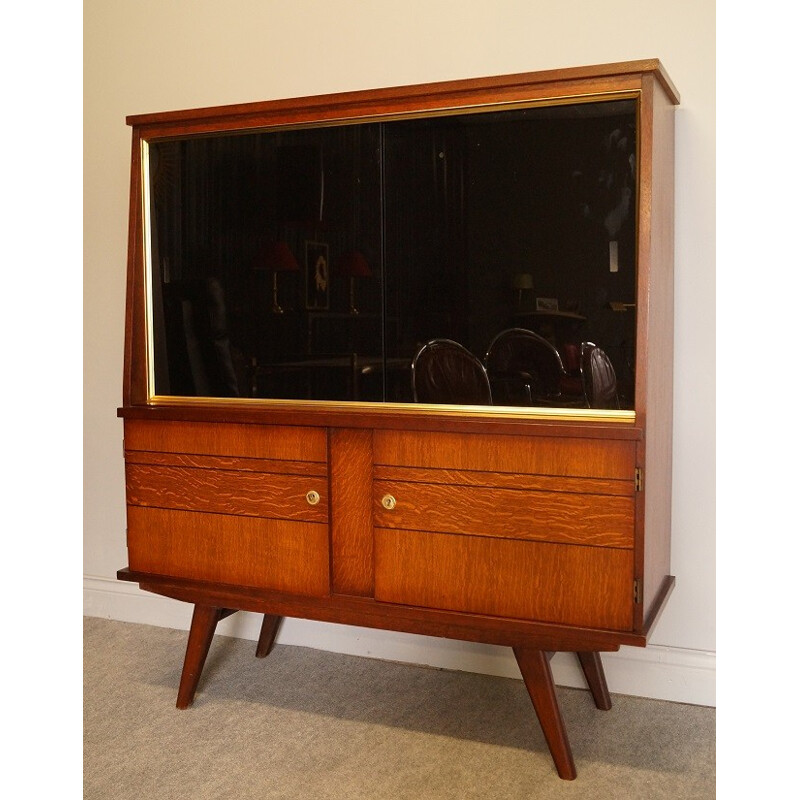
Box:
176, 603, 615, 780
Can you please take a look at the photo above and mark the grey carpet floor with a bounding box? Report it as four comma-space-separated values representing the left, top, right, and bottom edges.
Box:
84, 617, 715, 799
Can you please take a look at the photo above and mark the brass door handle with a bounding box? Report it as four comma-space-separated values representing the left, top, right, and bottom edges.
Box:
381, 494, 397, 510
306, 490, 321, 506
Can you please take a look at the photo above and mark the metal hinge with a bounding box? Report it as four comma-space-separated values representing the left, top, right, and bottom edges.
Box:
634, 578, 642, 604
634, 467, 643, 491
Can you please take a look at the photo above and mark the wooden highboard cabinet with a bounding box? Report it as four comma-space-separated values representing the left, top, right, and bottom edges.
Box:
118, 59, 679, 780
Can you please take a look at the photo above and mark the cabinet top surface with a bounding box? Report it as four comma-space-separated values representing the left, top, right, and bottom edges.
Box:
126, 59, 679, 127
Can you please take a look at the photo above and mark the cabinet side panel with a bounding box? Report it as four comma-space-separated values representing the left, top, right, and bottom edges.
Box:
330, 429, 374, 596
641, 78, 676, 625
124, 130, 148, 405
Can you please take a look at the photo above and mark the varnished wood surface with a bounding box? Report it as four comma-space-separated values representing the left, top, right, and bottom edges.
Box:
374, 529, 633, 630
118, 401, 643, 439
124, 419, 328, 462
373, 464, 633, 496
119, 59, 678, 679
122, 133, 142, 407
127, 507, 330, 596
255, 615, 282, 658
576, 651, 613, 710
118, 61, 679, 781
126, 463, 328, 522
126, 449, 327, 477
330, 429, 375, 596
640, 75, 676, 627
514, 647, 576, 780
176, 605, 231, 708
373, 430, 636, 479
373, 480, 633, 548
127, 60, 678, 130
119, 567, 653, 650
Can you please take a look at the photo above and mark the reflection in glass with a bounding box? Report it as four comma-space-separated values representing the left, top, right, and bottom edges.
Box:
147, 98, 637, 409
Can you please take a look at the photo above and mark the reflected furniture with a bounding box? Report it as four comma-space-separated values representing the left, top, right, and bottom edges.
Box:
580, 342, 620, 409
484, 327, 583, 407
117, 59, 679, 780
411, 338, 493, 405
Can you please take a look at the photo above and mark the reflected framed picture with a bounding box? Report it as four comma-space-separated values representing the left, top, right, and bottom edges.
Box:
535, 297, 559, 311
305, 241, 330, 310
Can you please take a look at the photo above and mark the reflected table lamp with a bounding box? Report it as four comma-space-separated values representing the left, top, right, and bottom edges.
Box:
258, 241, 299, 314
334, 250, 371, 314
513, 272, 534, 309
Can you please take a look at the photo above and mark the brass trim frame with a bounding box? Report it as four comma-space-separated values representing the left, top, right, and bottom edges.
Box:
139, 91, 641, 425
146, 394, 636, 424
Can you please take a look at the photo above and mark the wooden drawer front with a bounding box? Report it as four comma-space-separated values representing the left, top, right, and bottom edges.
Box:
127, 463, 328, 523
374, 430, 634, 479
127, 507, 329, 596
124, 420, 327, 462
374, 528, 633, 630
374, 480, 633, 548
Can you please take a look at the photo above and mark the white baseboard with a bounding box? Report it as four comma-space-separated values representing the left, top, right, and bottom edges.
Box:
84, 575, 715, 707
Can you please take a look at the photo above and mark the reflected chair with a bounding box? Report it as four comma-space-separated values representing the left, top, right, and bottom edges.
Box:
484, 328, 584, 407
411, 339, 493, 405
162, 277, 241, 397
580, 342, 620, 409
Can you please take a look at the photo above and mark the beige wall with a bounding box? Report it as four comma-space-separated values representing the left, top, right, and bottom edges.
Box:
84, 0, 715, 701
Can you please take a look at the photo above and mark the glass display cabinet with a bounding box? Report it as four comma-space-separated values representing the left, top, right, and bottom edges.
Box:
118, 59, 679, 779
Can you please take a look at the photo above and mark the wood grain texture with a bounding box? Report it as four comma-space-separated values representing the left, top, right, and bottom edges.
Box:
127, 506, 330, 596
373, 480, 633, 548
127, 60, 677, 131
373, 465, 633, 497
126, 464, 328, 522
374, 529, 633, 630
118, 402, 643, 440
120, 568, 653, 650
119, 63, 680, 690
125, 77, 643, 139
124, 419, 327, 462
640, 76, 676, 629
122, 130, 143, 406
330, 429, 375, 596
373, 430, 635, 479
125, 449, 327, 477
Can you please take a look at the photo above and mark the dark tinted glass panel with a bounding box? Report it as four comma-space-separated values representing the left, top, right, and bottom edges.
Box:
147, 98, 636, 409
148, 123, 384, 402
383, 99, 637, 408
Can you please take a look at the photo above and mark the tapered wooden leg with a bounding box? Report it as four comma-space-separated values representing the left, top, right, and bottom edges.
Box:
513, 646, 577, 780
176, 605, 235, 709
576, 651, 612, 710
255, 614, 283, 658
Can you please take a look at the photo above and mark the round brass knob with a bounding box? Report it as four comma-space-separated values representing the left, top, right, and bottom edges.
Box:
381, 494, 397, 510
306, 490, 320, 506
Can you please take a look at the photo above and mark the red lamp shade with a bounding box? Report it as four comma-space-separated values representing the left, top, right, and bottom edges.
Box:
258, 241, 300, 272
255, 241, 299, 314
333, 250, 371, 278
